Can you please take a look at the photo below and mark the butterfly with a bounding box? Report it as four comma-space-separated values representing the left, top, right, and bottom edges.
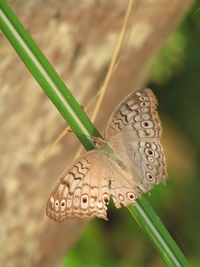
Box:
46, 88, 167, 221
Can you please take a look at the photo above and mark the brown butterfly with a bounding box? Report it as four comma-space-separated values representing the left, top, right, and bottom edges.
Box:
46, 88, 167, 221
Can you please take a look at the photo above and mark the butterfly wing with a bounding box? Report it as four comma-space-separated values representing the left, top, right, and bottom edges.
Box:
105, 88, 167, 193
105, 156, 142, 208
46, 148, 141, 221
47, 88, 167, 221
105, 88, 161, 139
46, 150, 110, 221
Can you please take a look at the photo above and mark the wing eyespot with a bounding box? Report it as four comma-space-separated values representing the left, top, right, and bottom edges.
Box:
103, 194, 109, 204
142, 121, 153, 128
140, 102, 149, 107
141, 107, 149, 113
145, 148, 154, 156
127, 192, 135, 200
60, 200, 66, 211
139, 96, 147, 101
82, 198, 87, 204
81, 194, 88, 204
60, 200, 66, 207
147, 164, 153, 170
141, 114, 150, 120
145, 142, 151, 148
80, 195, 89, 209
118, 194, 124, 201
142, 121, 149, 128
148, 157, 154, 163
146, 172, 154, 181
54, 200, 60, 211
55, 200, 59, 206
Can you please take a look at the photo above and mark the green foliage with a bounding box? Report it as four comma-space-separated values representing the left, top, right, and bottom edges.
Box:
63, 222, 116, 267
151, 30, 187, 85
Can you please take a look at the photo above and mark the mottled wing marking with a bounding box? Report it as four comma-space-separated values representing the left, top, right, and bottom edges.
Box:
105, 88, 162, 139
46, 88, 168, 221
105, 88, 167, 193
46, 151, 110, 221
46, 149, 140, 221
125, 140, 167, 191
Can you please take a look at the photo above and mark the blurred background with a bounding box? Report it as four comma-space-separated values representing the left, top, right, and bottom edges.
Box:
0, 0, 199, 266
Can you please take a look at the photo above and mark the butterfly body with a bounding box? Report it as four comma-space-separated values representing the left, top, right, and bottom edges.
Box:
46, 89, 167, 221
96, 138, 134, 178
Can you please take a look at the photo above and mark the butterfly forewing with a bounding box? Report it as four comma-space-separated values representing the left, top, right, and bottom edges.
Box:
46, 151, 110, 221
105, 88, 162, 139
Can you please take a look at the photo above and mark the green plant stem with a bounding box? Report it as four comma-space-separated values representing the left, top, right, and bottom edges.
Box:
129, 198, 189, 266
0, 1, 190, 266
